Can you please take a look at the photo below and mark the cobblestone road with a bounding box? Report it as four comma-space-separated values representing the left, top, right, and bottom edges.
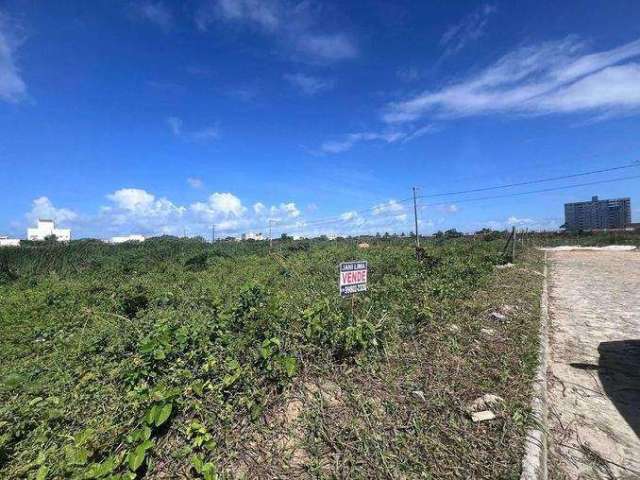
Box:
547, 250, 640, 479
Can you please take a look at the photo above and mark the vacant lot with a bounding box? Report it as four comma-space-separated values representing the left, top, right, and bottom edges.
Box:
547, 250, 640, 479
1, 238, 543, 479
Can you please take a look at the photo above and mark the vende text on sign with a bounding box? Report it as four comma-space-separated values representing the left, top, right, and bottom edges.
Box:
339, 261, 368, 297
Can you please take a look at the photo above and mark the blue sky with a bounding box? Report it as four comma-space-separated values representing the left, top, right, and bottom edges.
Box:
1, 0, 639, 239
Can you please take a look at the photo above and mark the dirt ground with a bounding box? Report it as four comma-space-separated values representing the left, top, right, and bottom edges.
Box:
547, 250, 640, 479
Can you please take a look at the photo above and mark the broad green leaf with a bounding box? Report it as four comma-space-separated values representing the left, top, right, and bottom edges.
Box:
144, 404, 159, 426
221, 374, 237, 388
192, 381, 204, 396
128, 444, 146, 471
155, 402, 172, 426
85, 456, 116, 478
140, 439, 154, 451
75, 428, 96, 446
202, 462, 217, 480
64, 445, 89, 466
35, 465, 48, 480
153, 349, 166, 360
139, 339, 155, 353
281, 356, 297, 377
191, 454, 204, 474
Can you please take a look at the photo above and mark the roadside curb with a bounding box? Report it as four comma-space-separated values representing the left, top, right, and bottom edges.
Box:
520, 252, 549, 480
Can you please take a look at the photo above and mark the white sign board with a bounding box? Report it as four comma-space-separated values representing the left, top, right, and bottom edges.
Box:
339, 261, 368, 296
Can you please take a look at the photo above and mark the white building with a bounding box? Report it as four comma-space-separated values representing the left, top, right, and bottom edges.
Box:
111, 234, 145, 244
0, 236, 20, 247
240, 232, 265, 241
27, 219, 71, 241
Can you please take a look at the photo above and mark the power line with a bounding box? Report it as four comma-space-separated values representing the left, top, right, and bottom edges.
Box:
211, 164, 640, 237
275, 173, 640, 234
274, 161, 640, 231
417, 173, 640, 209
416, 162, 640, 199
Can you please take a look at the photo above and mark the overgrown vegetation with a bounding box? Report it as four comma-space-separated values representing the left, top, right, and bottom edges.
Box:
532, 229, 640, 247
0, 236, 543, 479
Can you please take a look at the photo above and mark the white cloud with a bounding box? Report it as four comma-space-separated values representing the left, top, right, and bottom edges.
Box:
253, 201, 301, 220
166, 116, 182, 135
107, 188, 155, 211
253, 202, 266, 215
384, 36, 640, 123
535, 64, 640, 112
482, 216, 560, 231
440, 4, 496, 56
102, 188, 185, 233
372, 200, 405, 215
131, 1, 173, 30
507, 216, 535, 226
198, 0, 280, 31
0, 11, 27, 103
321, 132, 404, 154
195, 0, 357, 63
19, 188, 312, 239
439, 204, 459, 213
211, 192, 245, 216
166, 116, 219, 142
320, 125, 434, 154
187, 177, 204, 189
401, 125, 437, 143
27, 197, 78, 225
284, 73, 334, 95
105, 189, 186, 230
274, 202, 300, 218
294, 32, 357, 62
329, 208, 411, 235
191, 192, 246, 221
340, 210, 361, 223
189, 126, 219, 142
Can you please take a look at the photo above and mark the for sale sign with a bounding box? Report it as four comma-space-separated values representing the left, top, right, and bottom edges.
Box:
339, 261, 368, 296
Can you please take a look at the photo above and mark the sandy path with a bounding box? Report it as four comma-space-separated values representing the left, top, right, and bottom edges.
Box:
547, 250, 640, 479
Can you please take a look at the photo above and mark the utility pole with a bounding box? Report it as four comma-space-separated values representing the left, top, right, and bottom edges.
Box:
269, 219, 273, 253
211, 225, 215, 243
412, 187, 420, 249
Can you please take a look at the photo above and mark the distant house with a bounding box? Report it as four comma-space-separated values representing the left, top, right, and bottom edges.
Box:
27, 219, 71, 241
0, 236, 20, 247
111, 234, 145, 244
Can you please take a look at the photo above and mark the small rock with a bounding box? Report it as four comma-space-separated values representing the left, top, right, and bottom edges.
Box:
466, 393, 504, 413
357, 242, 370, 249
481, 328, 495, 336
501, 305, 515, 314
490, 312, 507, 322
471, 410, 496, 422
496, 263, 514, 269
448, 324, 460, 333
412, 390, 426, 402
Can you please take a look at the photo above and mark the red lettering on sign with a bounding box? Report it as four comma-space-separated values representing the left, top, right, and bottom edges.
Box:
340, 269, 367, 286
